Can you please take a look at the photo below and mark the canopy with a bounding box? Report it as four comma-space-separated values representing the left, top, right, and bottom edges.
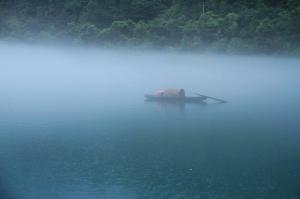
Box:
156, 89, 185, 97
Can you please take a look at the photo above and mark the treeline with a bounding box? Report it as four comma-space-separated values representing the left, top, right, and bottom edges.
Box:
0, 0, 300, 54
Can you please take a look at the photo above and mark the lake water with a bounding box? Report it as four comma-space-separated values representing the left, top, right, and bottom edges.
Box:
0, 44, 300, 199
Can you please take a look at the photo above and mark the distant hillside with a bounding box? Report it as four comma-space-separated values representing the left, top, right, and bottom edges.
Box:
0, 0, 300, 54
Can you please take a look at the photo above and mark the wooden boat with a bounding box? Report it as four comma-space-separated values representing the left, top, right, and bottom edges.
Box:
144, 89, 226, 104
144, 94, 207, 103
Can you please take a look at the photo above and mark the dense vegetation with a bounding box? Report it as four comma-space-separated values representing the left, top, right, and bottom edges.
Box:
1, 0, 300, 54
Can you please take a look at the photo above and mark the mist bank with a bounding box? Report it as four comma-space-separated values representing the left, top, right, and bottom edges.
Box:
1, 43, 299, 108
1, 0, 300, 55
0, 42, 300, 199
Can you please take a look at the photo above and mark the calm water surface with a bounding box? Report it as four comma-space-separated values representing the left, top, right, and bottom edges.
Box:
0, 44, 300, 199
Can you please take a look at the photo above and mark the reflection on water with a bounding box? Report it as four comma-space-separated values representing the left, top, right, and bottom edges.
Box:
0, 44, 300, 199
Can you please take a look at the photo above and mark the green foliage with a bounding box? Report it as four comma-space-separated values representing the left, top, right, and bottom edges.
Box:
223, 13, 239, 37
78, 23, 99, 42
98, 20, 135, 44
128, 0, 167, 20
0, 0, 299, 54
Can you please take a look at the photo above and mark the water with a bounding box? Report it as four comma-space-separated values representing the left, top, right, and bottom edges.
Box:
0, 44, 300, 199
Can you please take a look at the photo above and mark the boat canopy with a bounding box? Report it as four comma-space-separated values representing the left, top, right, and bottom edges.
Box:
155, 89, 185, 97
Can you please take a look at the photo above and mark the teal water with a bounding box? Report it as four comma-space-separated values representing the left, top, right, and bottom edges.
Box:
0, 45, 300, 199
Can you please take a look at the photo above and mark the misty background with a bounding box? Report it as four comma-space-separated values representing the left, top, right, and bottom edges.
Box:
0, 0, 300, 198
0, 43, 300, 198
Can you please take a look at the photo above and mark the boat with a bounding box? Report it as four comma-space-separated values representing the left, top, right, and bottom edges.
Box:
144, 89, 226, 104
144, 95, 207, 103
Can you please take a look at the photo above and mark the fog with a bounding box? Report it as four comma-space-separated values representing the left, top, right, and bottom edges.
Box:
1, 43, 299, 109
0, 43, 300, 199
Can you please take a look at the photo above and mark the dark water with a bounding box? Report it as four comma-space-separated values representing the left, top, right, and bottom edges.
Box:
0, 44, 300, 199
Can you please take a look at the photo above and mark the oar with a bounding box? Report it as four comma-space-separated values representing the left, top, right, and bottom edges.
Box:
195, 93, 227, 103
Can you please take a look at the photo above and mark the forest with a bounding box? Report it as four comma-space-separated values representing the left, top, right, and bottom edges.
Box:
0, 0, 300, 54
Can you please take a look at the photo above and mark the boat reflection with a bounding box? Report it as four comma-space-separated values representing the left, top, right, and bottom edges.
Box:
144, 99, 207, 114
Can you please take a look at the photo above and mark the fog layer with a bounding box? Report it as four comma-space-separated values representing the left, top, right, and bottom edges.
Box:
0, 43, 300, 199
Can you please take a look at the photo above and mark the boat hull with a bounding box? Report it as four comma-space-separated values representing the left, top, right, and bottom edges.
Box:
144, 95, 206, 103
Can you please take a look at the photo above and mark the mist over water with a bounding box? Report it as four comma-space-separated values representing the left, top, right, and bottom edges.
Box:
0, 43, 300, 199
